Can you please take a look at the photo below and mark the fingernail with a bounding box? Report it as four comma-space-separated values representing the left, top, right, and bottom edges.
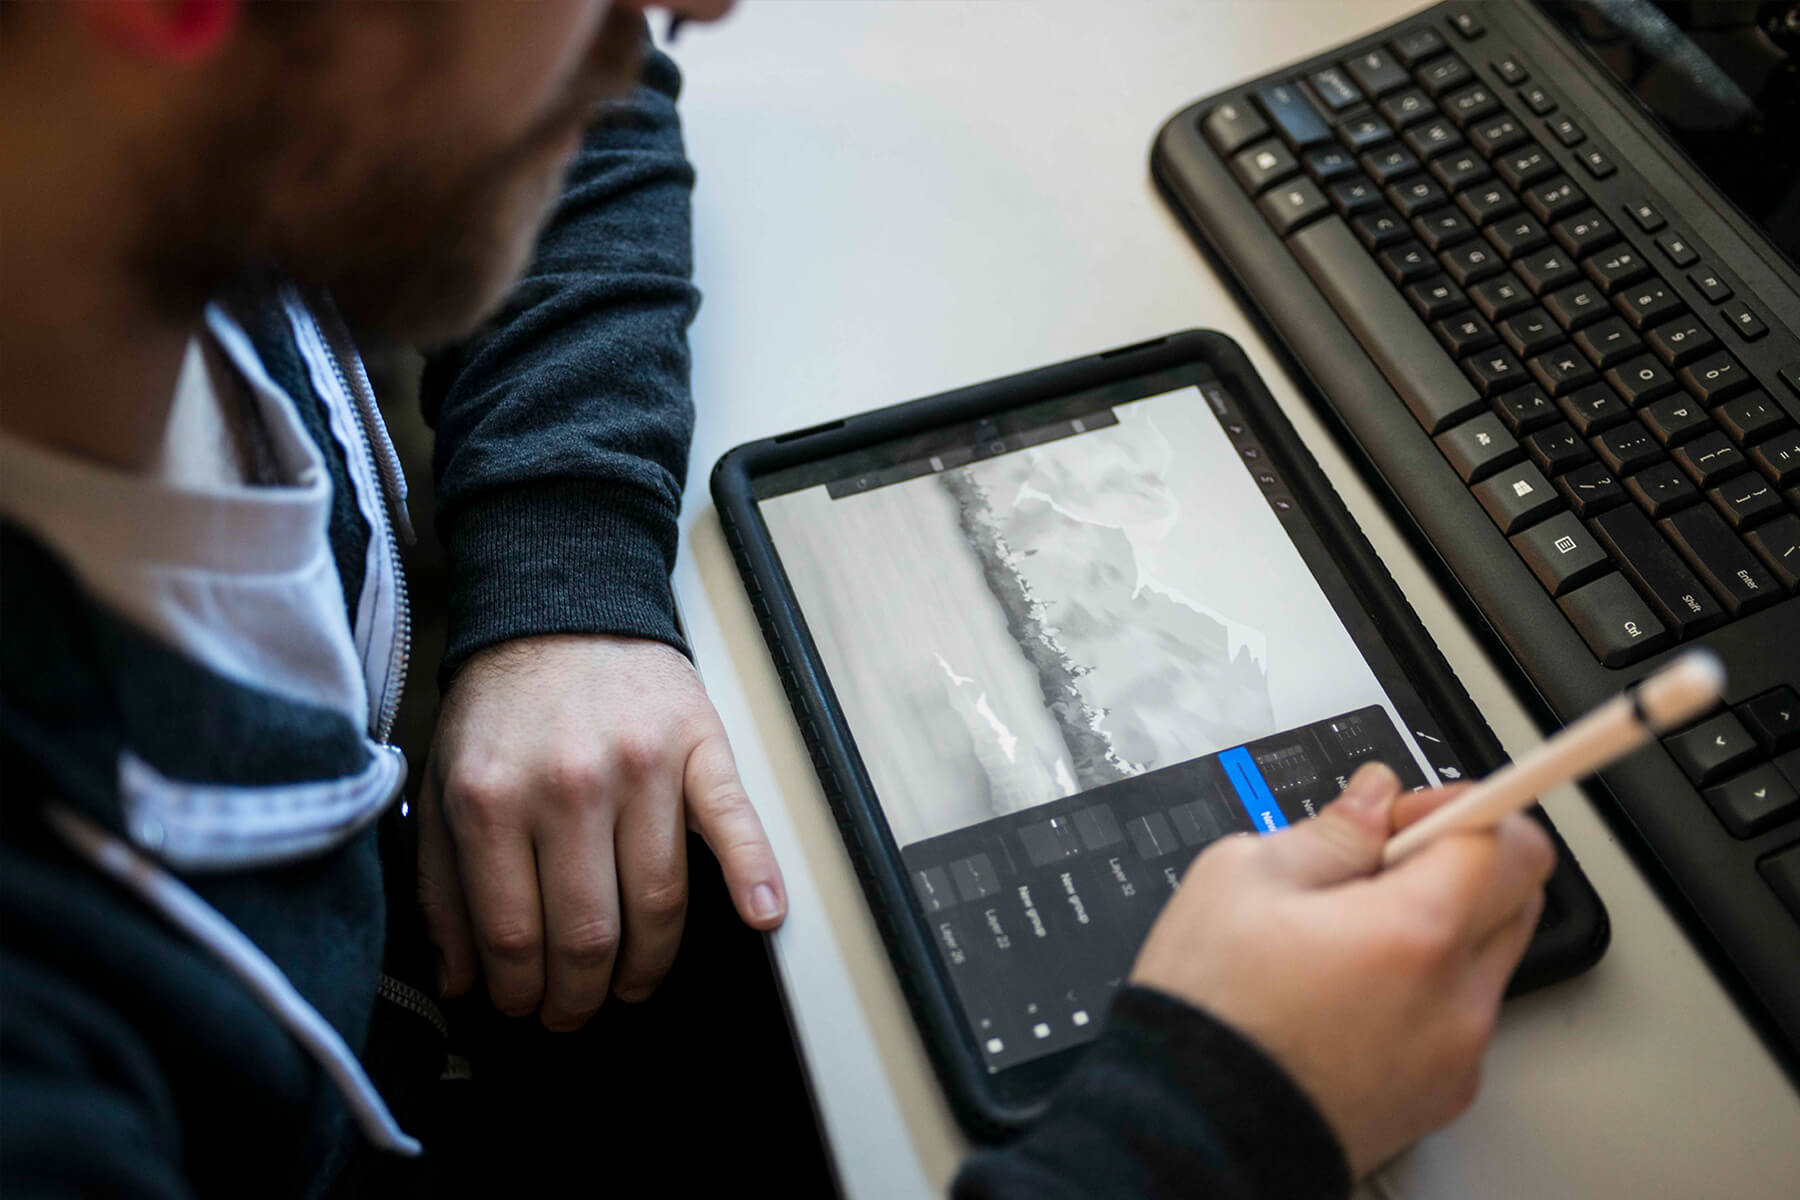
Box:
1339, 762, 1399, 812
750, 883, 783, 921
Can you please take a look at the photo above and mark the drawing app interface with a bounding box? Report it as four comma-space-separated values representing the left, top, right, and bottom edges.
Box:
758, 379, 1465, 1072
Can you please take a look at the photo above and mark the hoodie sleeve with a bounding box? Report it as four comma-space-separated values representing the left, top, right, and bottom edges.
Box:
952, 986, 1351, 1200
421, 45, 699, 687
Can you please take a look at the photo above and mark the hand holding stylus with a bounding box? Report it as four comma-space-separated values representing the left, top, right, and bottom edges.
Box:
1382, 649, 1727, 867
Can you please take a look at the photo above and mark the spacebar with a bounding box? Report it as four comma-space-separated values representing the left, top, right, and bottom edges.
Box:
1286, 217, 1485, 434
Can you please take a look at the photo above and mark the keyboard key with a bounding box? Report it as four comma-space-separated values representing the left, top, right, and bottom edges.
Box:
1616, 281, 1686, 331
1749, 431, 1800, 485
1665, 713, 1761, 785
1559, 382, 1632, 435
1590, 505, 1726, 636
1419, 54, 1475, 97
1557, 573, 1670, 665
1339, 113, 1395, 152
1519, 83, 1556, 115
1660, 505, 1782, 616
1487, 218, 1554, 264
1584, 246, 1653, 294
1547, 115, 1585, 146
1593, 421, 1664, 475
1558, 461, 1626, 516
1404, 116, 1465, 159
1641, 395, 1714, 446
1286, 218, 1487, 434
1308, 66, 1363, 110
1205, 100, 1271, 154
1716, 393, 1790, 446
1387, 175, 1449, 218
1429, 150, 1490, 192
1344, 48, 1411, 97
1655, 230, 1700, 266
1470, 273, 1534, 321
1463, 348, 1528, 395
1444, 84, 1500, 126
1434, 312, 1499, 357
1721, 300, 1768, 341
1524, 175, 1587, 224
1513, 511, 1612, 595
1435, 412, 1521, 481
1362, 144, 1421, 183
1415, 208, 1476, 251
1626, 199, 1666, 233
1529, 346, 1599, 395
1573, 316, 1642, 368
1496, 144, 1557, 190
1761, 843, 1800, 921
1544, 281, 1608, 330
1739, 687, 1800, 754
1258, 178, 1332, 233
1329, 177, 1383, 215
1392, 27, 1449, 67
1626, 461, 1700, 517
1526, 421, 1594, 476
1457, 181, 1520, 225
1645, 318, 1717, 366
1378, 86, 1434, 127
1606, 355, 1682, 406
1493, 56, 1529, 85
1496, 384, 1560, 434
1473, 462, 1562, 532
1353, 208, 1409, 249
1688, 268, 1732, 303
1232, 140, 1301, 191
1711, 477, 1786, 530
1441, 240, 1505, 286
1405, 275, 1466, 320
1553, 210, 1619, 257
1254, 82, 1333, 147
1677, 350, 1753, 404
1449, 10, 1485, 39
1380, 240, 1436, 284
1501, 308, 1562, 358
1672, 431, 1747, 487
1577, 145, 1616, 178
1515, 246, 1580, 294
1469, 113, 1528, 157
1704, 765, 1799, 838
1305, 146, 1360, 183
1745, 515, 1800, 590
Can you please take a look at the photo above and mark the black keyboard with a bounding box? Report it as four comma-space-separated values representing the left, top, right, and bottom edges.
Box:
1153, 2, 1800, 1072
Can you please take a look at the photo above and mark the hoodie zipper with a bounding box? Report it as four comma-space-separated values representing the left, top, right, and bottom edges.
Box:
306, 299, 413, 745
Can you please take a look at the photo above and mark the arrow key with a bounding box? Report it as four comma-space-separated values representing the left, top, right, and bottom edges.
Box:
1738, 687, 1800, 755
1664, 712, 1760, 785
1703, 763, 1798, 838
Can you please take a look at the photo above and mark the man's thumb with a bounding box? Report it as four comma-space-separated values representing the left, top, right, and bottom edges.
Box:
1257, 762, 1401, 887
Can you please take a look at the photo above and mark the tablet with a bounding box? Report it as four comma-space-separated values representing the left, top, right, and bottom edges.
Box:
712, 331, 1607, 1138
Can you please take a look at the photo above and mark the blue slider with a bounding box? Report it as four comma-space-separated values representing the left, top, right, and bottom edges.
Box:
1219, 747, 1290, 835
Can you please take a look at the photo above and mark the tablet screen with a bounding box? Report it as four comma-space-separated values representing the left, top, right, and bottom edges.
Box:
755, 378, 1468, 1073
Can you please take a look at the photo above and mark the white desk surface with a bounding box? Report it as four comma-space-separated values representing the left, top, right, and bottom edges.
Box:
663, 4, 1800, 1197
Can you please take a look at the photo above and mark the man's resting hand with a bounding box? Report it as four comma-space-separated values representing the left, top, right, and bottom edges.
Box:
417, 634, 787, 1030
1130, 762, 1554, 1179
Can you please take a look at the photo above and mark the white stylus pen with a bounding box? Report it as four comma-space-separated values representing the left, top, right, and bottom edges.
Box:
1381, 648, 1728, 867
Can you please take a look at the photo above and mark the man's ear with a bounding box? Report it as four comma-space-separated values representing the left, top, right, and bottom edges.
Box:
78, 0, 240, 65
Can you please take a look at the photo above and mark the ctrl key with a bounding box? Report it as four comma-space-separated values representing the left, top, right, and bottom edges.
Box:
1557, 573, 1670, 666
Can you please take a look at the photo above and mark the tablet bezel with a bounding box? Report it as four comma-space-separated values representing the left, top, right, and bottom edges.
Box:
710, 329, 1609, 1139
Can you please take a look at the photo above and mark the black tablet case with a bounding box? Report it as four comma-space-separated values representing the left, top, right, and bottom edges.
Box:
711, 330, 1609, 1138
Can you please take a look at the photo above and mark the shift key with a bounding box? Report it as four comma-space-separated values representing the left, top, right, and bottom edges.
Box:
1590, 506, 1726, 636
1659, 506, 1783, 617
